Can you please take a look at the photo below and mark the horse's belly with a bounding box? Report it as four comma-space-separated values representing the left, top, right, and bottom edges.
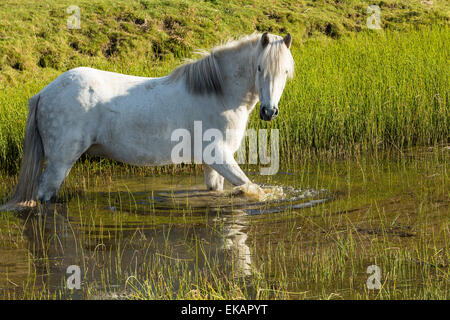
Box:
86, 142, 173, 166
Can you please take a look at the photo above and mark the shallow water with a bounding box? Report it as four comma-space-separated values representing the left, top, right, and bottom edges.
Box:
0, 150, 448, 299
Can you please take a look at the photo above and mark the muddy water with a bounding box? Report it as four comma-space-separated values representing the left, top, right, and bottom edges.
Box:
0, 150, 448, 299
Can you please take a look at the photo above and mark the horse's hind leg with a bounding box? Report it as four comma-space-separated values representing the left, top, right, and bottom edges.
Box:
37, 142, 88, 203
204, 165, 224, 191
37, 161, 74, 203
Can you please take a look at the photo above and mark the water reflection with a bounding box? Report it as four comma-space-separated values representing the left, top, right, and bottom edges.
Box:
2, 180, 330, 299
216, 210, 252, 277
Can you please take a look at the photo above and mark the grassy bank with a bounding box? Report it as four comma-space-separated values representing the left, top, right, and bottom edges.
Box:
0, 1, 449, 174
1, 0, 448, 81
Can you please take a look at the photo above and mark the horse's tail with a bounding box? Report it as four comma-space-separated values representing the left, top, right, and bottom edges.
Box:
0, 94, 44, 211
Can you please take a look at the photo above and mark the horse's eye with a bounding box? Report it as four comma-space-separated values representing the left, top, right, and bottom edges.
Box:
257, 65, 261, 72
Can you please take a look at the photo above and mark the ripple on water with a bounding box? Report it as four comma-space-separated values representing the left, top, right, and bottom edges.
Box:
103, 184, 333, 216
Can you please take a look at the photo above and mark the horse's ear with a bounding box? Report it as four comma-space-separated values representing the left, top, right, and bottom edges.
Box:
283, 33, 292, 49
261, 32, 270, 48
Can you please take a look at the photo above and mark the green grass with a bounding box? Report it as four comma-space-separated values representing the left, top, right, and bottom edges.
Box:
0, 2, 449, 173
0, 0, 448, 300
1, 0, 448, 81
1, 22, 448, 173
270, 26, 449, 161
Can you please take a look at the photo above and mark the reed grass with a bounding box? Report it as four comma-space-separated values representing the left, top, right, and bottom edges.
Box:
0, 0, 448, 300
0, 1, 449, 173
0, 150, 447, 299
1, 25, 448, 174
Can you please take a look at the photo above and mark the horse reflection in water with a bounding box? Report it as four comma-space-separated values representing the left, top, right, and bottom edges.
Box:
6, 181, 331, 298
216, 211, 252, 276
12, 191, 254, 298
221, 211, 252, 276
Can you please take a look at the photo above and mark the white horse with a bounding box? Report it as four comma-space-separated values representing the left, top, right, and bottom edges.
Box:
1, 32, 294, 210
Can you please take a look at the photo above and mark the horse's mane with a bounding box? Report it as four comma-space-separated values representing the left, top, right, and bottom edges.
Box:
166, 34, 260, 96
167, 50, 225, 96
166, 33, 294, 96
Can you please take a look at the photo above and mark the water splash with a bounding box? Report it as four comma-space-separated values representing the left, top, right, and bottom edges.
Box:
231, 183, 285, 202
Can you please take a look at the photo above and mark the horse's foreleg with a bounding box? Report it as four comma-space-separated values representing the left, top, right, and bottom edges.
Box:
207, 151, 250, 186
204, 165, 224, 191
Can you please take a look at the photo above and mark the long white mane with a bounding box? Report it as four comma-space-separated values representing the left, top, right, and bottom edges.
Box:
167, 33, 294, 95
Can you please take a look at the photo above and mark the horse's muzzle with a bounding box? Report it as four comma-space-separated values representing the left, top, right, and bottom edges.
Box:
260, 106, 279, 121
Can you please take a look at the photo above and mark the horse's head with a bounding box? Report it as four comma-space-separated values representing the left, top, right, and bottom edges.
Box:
255, 32, 294, 121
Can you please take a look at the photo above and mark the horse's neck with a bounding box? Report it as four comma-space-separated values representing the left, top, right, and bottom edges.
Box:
219, 47, 259, 114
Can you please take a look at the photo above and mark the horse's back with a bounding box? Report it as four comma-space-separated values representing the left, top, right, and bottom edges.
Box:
34, 68, 147, 156
35, 67, 164, 133
40, 67, 154, 105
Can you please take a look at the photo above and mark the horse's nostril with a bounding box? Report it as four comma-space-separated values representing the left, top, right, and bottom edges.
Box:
261, 106, 278, 120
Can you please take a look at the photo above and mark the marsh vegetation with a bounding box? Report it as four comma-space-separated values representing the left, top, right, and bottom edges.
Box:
0, 0, 448, 299
0, 150, 448, 299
